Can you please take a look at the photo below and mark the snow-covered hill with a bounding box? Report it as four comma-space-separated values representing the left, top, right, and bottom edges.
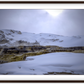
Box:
0, 52, 84, 75
0, 29, 84, 47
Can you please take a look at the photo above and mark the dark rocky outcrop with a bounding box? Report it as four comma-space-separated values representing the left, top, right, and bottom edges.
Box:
0, 60, 8, 64
0, 46, 84, 55
0, 45, 84, 64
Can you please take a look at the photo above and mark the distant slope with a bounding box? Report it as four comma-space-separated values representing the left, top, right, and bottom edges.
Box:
0, 29, 84, 47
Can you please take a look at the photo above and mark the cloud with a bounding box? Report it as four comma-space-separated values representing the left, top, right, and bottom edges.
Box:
0, 9, 84, 36
47, 9, 84, 36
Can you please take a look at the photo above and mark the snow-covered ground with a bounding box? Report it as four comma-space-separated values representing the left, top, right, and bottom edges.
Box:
0, 29, 84, 75
0, 52, 84, 75
0, 29, 84, 47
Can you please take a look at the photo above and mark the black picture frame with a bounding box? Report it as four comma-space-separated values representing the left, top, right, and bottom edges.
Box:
0, 1, 84, 4
0, 80, 84, 83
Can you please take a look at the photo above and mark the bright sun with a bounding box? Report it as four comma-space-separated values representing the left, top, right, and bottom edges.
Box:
45, 10, 63, 17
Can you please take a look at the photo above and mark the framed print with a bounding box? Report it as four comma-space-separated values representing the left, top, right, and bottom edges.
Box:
0, 1, 84, 83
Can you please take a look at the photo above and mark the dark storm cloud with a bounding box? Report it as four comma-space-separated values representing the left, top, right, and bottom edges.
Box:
0, 9, 84, 36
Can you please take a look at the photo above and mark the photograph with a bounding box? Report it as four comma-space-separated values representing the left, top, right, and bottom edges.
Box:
0, 9, 84, 75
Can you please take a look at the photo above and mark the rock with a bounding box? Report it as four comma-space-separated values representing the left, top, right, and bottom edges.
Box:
0, 60, 8, 64
0, 48, 4, 56
26, 58, 34, 61
18, 31, 22, 34
23, 56, 26, 60
0, 30, 4, 33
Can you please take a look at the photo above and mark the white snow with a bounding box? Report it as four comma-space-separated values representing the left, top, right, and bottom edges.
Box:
0, 29, 84, 75
0, 29, 84, 47
0, 52, 84, 75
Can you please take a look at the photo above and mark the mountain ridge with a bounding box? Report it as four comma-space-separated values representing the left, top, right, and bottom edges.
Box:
0, 29, 84, 47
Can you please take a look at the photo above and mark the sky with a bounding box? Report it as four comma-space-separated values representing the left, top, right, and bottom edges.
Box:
0, 9, 84, 36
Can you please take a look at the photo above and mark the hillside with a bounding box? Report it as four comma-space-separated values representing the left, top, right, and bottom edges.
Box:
0, 29, 84, 47
0, 52, 84, 75
0, 29, 84, 75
